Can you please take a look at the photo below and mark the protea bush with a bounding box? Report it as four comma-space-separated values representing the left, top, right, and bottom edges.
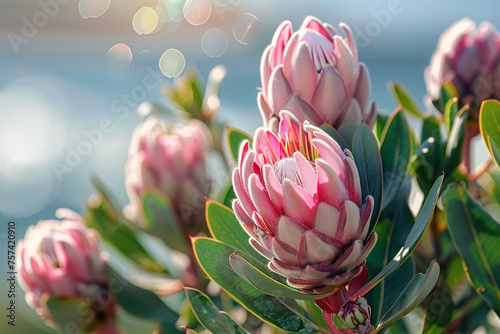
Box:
15, 12, 500, 334
258, 16, 376, 131
232, 111, 377, 293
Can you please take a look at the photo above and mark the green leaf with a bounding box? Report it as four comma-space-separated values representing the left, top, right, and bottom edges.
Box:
106, 267, 179, 330
358, 175, 443, 296
352, 123, 383, 232
375, 261, 440, 332
338, 122, 357, 147
141, 189, 189, 253
390, 82, 423, 118
86, 178, 166, 273
444, 97, 459, 134
192, 238, 320, 332
380, 107, 412, 209
421, 115, 443, 177
443, 181, 500, 316
376, 114, 390, 141
320, 123, 350, 150
432, 82, 459, 114
366, 177, 415, 323
443, 106, 467, 175
229, 252, 331, 300
490, 136, 500, 170
206, 200, 266, 264
184, 288, 250, 334
423, 285, 454, 334
226, 127, 252, 163
480, 99, 500, 155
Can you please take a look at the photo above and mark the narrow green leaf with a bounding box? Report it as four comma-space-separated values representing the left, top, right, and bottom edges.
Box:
184, 287, 250, 334
366, 178, 415, 323
229, 252, 331, 300
443, 106, 467, 174
44, 296, 100, 332
380, 107, 412, 209
444, 97, 459, 134
192, 238, 320, 332
227, 127, 252, 163
106, 267, 178, 330
352, 123, 383, 232
141, 189, 189, 253
443, 181, 500, 316
391, 82, 423, 118
376, 261, 440, 332
358, 175, 443, 296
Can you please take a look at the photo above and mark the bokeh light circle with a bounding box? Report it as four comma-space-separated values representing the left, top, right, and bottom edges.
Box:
157, 0, 187, 14
106, 43, 133, 70
210, 0, 232, 6
201, 28, 228, 58
78, 0, 111, 19
159, 49, 186, 78
183, 0, 212, 26
133, 7, 159, 35
233, 13, 259, 44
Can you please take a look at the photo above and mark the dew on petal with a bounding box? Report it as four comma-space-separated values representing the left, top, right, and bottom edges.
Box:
132, 7, 159, 35
210, 0, 232, 6
183, 0, 212, 26
159, 49, 186, 78
201, 28, 228, 58
106, 43, 133, 71
78, 0, 111, 19
233, 13, 259, 45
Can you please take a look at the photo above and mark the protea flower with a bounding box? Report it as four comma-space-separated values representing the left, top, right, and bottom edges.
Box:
335, 296, 373, 334
125, 117, 211, 233
425, 18, 500, 115
258, 16, 376, 131
17, 209, 116, 333
232, 111, 377, 294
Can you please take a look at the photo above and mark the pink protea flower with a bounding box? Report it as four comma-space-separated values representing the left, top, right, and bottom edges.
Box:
232, 111, 377, 294
425, 18, 500, 114
259, 16, 376, 131
17, 209, 116, 332
125, 117, 211, 232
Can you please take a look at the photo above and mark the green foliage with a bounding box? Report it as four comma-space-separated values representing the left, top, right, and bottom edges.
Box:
443, 181, 500, 316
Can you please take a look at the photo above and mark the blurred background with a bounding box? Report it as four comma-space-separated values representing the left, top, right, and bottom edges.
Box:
1, 0, 500, 332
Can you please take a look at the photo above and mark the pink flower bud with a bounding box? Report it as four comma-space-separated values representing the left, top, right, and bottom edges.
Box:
125, 117, 212, 231
17, 209, 115, 332
425, 18, 500, 113
259, 16, 376, 131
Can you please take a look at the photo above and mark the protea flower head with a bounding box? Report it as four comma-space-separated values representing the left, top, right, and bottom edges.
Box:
259, 16, 376, 131
425, 18, 500, 114
335, 296, 373, 334
232, 111, 377, 294
17, 209, 116, 333
125, 116, 212, 232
